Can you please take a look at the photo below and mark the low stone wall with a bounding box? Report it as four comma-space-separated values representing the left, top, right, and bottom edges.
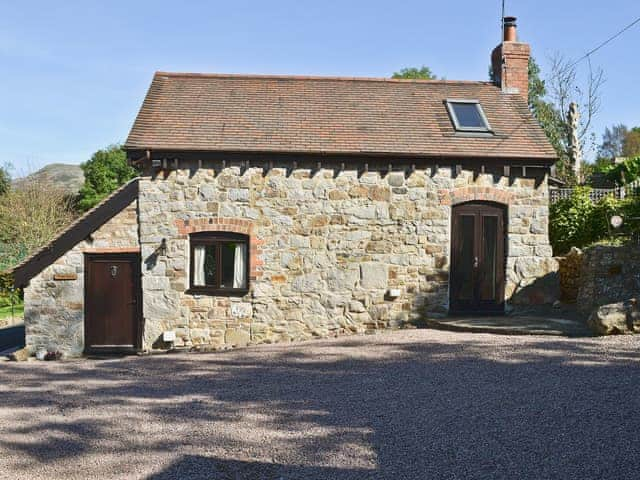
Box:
576, 244, 640, 316
558, 247, 583, 303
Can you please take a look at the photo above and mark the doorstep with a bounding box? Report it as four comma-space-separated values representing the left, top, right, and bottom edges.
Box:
425, 315, 594, 337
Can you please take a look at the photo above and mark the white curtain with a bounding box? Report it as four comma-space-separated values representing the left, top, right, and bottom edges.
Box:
193, 245, 206, 286
233, 243, 246, 288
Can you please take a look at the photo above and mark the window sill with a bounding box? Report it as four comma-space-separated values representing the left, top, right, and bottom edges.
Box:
186, 288, 250, 297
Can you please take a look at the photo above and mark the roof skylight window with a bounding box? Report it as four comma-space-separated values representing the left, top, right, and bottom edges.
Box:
446, 99, 491, 132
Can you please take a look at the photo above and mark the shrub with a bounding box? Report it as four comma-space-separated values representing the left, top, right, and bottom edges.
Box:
550, 187, 597, 254
550, 187, 640, 254
0, 273, 21, 308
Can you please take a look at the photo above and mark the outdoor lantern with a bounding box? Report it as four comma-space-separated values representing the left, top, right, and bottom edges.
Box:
159, 238, 168, 256
610, 215, 624, 229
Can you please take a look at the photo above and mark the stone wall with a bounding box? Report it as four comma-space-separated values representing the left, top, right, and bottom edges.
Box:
558, 247, 583, 303
23, 200, 139, 356
138, 163, 553, 350
576, 244, 640, 316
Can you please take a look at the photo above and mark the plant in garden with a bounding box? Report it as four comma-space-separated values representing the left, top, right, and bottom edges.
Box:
550, 187, 640, 254
0, 273, 20, 308
550, 186, 596, 254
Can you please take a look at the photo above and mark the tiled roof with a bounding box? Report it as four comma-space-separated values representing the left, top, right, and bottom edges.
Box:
125, 72, 557, 160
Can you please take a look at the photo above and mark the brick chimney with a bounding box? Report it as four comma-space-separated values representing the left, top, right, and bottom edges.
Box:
491, 16, 530, 100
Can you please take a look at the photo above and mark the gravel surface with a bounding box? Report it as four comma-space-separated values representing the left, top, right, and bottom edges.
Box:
1, 329, 640, 479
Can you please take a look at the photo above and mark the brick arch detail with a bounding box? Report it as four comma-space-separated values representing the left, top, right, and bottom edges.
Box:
439, 186, 514, 206
175, 217, 263, 279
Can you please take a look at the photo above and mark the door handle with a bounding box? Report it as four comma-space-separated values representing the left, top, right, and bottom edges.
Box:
473, 257, 479, 269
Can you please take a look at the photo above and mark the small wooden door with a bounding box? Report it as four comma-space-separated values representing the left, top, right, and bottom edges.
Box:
85, 253, 141, 353
450, 203, 505, 313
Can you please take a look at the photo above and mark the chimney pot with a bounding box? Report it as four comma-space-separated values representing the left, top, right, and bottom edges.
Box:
503, 16, 517, 41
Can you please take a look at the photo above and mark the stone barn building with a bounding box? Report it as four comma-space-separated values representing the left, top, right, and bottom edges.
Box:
12, 17, 558, 357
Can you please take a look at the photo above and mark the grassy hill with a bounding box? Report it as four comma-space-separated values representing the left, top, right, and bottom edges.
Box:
13, 163, 84, 194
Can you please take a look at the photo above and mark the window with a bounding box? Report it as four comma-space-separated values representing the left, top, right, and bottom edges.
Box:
189, 232, 249, 295
446, 99, 492, 132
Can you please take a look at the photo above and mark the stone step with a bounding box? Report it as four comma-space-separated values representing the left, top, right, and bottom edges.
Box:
425, 315, 594, 337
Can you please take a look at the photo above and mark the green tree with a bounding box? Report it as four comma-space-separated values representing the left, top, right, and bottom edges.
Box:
392, 66, 436, 80
598, 124, 628, 159
622, 127, 640, 157
0, 164, 11, 196
599, 156, 640, 185
0, 177, 76, 271
584, 156, 616, 184
76, 145, 137, 211
525, 57, 573, 183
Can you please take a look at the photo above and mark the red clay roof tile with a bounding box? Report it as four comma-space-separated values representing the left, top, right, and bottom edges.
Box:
124, 72, 557, 160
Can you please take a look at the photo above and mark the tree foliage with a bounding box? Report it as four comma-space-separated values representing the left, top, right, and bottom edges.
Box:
525, 55, 604, 185
550, 186, 640, 254
526, 57, 573, 182
598, 124, 628, 159
547, 54, 603, 149
76, 145, 137, 211
622, 127, 640, 158
392, 66, 436, 80
0, 177, 76, 271
0, 164, 11, 196
0, 273, 21, 307
598, 156, 640, 185
549, 187, 597, 254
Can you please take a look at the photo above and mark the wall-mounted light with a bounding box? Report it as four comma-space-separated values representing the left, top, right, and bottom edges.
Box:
159, 238, 168, 256
610, 215, 623, 229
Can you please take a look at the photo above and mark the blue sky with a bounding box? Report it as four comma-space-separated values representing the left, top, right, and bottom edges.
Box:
1, 0, 639, 175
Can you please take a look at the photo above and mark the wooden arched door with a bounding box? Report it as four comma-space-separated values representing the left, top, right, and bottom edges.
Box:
450, 202, 506, 313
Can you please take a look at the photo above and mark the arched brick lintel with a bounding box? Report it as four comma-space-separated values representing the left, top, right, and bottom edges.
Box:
439, 186, 514, 206
175, 217, 263, 279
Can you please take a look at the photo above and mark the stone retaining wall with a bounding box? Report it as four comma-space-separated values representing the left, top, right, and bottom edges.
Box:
576, 244, 640, 316
558, 247, 583, 303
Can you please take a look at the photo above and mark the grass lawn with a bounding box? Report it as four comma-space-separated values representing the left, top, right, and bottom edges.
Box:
0, 303, 23, 321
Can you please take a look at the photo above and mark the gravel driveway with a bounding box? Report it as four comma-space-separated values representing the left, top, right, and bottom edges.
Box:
1, 329, 640, 480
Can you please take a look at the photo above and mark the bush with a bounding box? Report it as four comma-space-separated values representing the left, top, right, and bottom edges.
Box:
0, 273, 21, 308
550, 187, 640, 254
550, 187, 597, 254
